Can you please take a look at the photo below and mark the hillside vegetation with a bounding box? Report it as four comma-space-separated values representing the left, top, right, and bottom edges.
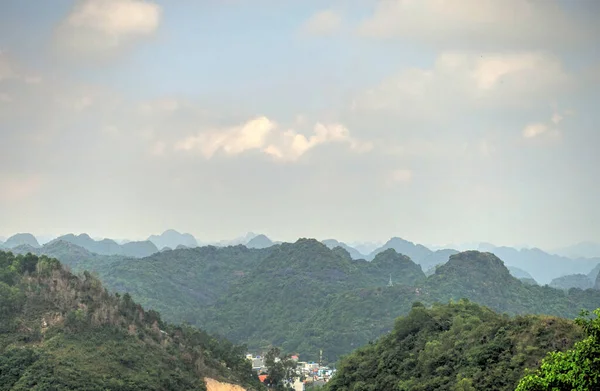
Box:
326, 300, 581, 391
18, 240, 600, 363
0, 250, 263, 391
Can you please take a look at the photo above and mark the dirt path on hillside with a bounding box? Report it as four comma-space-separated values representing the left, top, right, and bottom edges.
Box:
204, 378, 247, 391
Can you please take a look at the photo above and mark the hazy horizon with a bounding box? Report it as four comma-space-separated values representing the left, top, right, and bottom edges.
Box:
2, 1, 599, 249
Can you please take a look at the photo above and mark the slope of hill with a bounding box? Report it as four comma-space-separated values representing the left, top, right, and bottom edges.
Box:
587, 263, 600, 281
550, 274, 593, 291
77, 245, 276, 324
148, 229, 198, 250
0, 250, 263, 390
508, 266, 535, 280
4, 233, 40, 249
322, 239, 365, 260
23, 240, 600, 364
246, 234, 274, 249
51, 233, 158, 257
418, 248, 458, 271
326, 300, 581, 391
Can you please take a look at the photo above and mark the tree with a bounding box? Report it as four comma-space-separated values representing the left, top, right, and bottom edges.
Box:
264, 347, 299, 390
515, 308, 600, 391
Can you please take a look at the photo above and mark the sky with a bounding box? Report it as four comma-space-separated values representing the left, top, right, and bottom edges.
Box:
1, 0, 599, 249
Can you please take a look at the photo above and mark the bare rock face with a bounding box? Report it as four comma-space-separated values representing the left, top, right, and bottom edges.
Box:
204, 378, 247, 391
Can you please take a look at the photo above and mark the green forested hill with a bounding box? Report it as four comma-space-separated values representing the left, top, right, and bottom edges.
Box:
198, 240, 426, 358
0, 251, 263, 391
19, 240, 600, 364
326, 300, 582, 391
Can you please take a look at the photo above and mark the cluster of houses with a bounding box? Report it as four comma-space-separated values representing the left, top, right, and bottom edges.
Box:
246, 353, 336, 389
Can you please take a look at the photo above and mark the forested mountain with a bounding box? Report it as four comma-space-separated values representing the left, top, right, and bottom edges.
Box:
16, 239, 600, 363
325, 300, 581, 391
0, 250, 263, 390
10, 240, 125, 271
246, 234, 274, 249
550, 274, 593, 291
368, 237, 432, 263
322, 239, 365, 260
50, 233, 158, 258
367, 238, 458, 271
73, 245, 275, 324
3, 233, 40, 249
147, 229, 199, 250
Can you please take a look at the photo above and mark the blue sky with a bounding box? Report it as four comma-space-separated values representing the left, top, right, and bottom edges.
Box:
1, 0, 599, 249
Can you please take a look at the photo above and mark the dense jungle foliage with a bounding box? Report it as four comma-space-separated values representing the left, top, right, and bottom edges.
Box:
13, 240, 600, 363
0, 250, 263, 391
325, 300, 582, 391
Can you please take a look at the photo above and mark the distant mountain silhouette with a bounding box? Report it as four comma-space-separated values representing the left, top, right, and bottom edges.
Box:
246, 234, 274, 249
367, 237, 457, 271
550, 274, 593, 291
50, 233, 157, 257
368, 237, 431, 262
4, 233, 40, 248
507, 266, 535, 280
147, 229, 198, 250
10, 240, 125, 270
210, 232, 259, 247
121, 240, 159, 257
479, 245, 600, 284
321, 239, 365, 259
553, 241, 600, 259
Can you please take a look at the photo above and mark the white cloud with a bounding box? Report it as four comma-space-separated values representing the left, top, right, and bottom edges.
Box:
0, 176, 42, 202
173, 116, 371, 162
358, 0, 593, 49
551, 112, 563, 125
352, 51, 572, 117
0, 51, 41, 84
522, 109, 572, 139
0, 51, 16, 81
175, 116, 276, 158
0, 93, 12, 103
523, 123, 549, 139
56, 0, 161, 55
139, 98, 181, 115
386, 169, 413, 185
301, 10, 342, 36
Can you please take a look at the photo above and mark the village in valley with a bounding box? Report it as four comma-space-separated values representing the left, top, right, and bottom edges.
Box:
247, 351, 336, 390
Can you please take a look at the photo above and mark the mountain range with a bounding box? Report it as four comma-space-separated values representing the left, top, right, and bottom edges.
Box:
48, 233, 158, 258
147, 229, 199, 250
15, 237, 600, 363
5, 230, 600, 285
